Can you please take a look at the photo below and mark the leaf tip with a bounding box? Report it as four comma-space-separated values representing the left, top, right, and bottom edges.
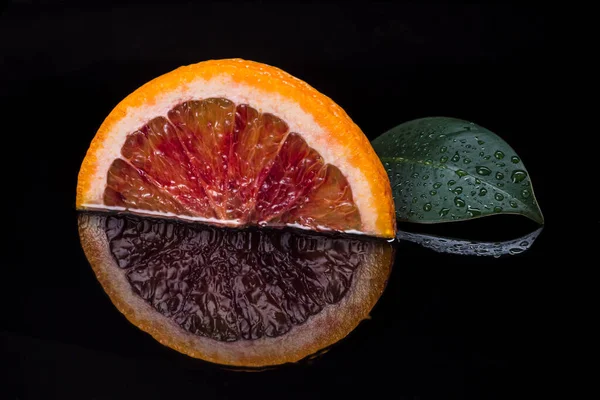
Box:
529, 207, 545, 225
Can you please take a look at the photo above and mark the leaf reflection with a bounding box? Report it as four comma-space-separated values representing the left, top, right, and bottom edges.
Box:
396, 227, 543, 257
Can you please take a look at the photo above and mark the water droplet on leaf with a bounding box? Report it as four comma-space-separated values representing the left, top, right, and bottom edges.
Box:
511, 156, 520, 164
439, 208, 450, 217
454, 197, 466, 207
494, 150, 505, 159
494, 193, 504, 201
496, 172, 504, 180
467, 205, 481, 217
509, 200, 518, 208
511, 170, 527, 183
476, 166, 491, 176
423, 203, 432, 212
456, 169, 468, 178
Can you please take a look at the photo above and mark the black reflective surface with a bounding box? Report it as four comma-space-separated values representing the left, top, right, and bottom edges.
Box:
1, 2, 558, 399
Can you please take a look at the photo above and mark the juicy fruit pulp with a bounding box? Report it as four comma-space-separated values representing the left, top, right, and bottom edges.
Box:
77, 60, 397, 365
92, 213, 392, 342
103, 98, 361, 232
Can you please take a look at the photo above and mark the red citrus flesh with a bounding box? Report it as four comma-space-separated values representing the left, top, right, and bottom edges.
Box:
103, 98, 361, 232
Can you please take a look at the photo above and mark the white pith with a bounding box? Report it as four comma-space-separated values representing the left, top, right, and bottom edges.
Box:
81, 74, 377, 233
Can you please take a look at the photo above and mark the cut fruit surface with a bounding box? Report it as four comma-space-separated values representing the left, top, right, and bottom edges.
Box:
77, 59, 395, 238
79, 213, 394, 366
77, 59, 397, 367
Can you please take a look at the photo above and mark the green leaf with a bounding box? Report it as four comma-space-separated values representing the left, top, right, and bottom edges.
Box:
372, 117, 544, 224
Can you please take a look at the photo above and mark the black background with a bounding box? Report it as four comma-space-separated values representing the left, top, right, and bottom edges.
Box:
1, 2, 557, 399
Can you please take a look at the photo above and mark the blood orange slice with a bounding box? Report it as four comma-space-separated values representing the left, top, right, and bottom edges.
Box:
77, 59, 397, 367
76, 59, 395, 238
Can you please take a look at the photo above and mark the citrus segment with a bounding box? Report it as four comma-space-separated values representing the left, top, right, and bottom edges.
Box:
226, 105, 289, 221
167, 98, 236, 218
253, 132, 326, 224
104, 159, 188, 215
279, 164, 361, 231
120, 117, 214, 217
